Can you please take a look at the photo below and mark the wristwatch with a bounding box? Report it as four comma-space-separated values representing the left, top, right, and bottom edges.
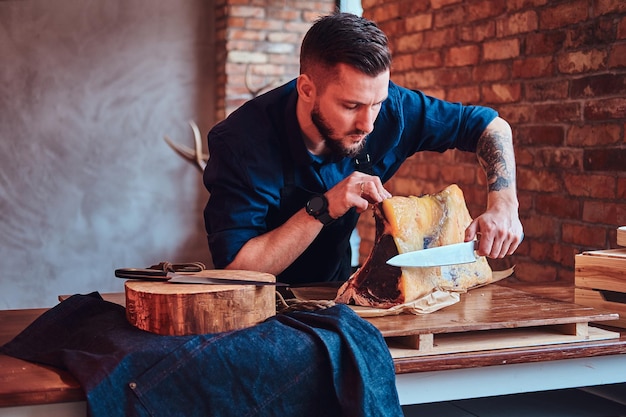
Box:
306, 194, 335, 226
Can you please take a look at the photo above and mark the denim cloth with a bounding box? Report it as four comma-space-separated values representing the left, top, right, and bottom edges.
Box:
1, 293, 402, 417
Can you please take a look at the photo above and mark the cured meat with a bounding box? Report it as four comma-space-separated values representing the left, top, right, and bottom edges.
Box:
335, 184, 492, 308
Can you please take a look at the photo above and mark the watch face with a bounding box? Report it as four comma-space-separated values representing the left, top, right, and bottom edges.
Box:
307, 195, 325, 214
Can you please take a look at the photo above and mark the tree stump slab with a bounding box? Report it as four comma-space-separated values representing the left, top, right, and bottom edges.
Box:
125, 270, 276, 335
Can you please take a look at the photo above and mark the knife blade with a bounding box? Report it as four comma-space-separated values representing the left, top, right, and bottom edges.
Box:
386, 240, 479, 268
167, 273, 287, 286
114, 269, 286, 286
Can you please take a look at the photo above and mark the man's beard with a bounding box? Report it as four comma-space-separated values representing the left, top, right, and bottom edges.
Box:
311, 103, 367, 158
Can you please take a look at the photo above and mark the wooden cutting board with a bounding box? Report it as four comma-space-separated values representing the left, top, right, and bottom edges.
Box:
291, 284, 620, 356
125, 270, 276, 336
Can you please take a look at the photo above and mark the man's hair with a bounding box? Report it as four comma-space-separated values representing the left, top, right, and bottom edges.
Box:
300, 13, 392, 85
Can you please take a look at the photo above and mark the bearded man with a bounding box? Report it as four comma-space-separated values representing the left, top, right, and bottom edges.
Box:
203, 13, 523, 285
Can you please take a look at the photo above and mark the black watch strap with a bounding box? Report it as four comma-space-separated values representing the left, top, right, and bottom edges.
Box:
314, 211, 335, 226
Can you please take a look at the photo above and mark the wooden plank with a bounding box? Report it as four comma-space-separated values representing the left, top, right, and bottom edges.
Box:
364, 285, 618, 338
575, 287, 626, 329
575, 249, 626, 294
388, 326, 620, 358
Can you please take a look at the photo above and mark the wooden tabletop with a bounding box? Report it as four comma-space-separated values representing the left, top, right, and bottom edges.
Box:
1, 285, 625, 408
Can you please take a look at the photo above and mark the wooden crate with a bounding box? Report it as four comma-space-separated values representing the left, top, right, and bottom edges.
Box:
575, 249, 626, 328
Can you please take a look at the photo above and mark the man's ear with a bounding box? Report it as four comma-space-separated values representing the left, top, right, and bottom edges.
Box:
296, 74, 315, 103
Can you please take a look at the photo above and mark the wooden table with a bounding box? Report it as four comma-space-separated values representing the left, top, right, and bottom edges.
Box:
1, 285, 625, 414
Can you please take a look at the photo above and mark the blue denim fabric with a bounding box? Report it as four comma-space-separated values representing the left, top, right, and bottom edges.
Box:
2, 293, 402, 417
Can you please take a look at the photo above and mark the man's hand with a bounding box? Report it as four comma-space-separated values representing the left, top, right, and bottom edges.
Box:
465, 192, 524, 258
325, 172, 392, 218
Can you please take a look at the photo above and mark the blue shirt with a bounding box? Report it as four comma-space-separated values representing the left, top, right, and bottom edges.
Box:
203, 79, 497, 285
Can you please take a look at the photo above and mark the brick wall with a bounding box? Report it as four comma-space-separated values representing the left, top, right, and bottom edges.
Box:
358, 0, 626, 284
214, 0, 335, 120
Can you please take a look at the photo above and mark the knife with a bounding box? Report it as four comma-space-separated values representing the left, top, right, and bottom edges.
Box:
386, 240, 479, 268
115, 269, 287, 286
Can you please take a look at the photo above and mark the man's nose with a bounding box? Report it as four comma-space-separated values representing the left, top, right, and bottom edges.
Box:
355, 108, 376, 134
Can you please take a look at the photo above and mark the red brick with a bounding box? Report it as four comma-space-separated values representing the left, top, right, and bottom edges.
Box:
583, 148, 626, 172
283, 20, 311, 33
562, 222, 607, 247
539, 0, 588, 30
393, 54, 416, 72
430, 0, 463, 9
537, 148, 583, 170
619, 16, 626, 39
396, 33, 424, 52
536, 194, 581, 219
496, 10, 538, 36
608, 44, 626, 68
506, 0, 549, 12
564, 18, 615, 49
619, 178, 626, 199
584, 98, 626, 120
441, 165, 479, 184
571, 73, 626, 98
530, 240, 561, 263
515, 147, 534, 167
524, 80, 569, 101
248, 18, 285, 31
518, 168, 562, 192
566, 124, 622, 146
481, 82, 522, 103
467, 0, 507, 21
564, 174, 617, 199
230, 5, 265, 18
483, 39, 520, 61
404, 69, 437, 89
405, 13, 433, 32
423, 27, 457, 48
557, 244, 580, 272
434, 5, 466, 28
411, 51, 443, 69
557, 49, 607, 74
377, 19, 404, 37
447, 86, 481, 103
524, 31, 567, 55
400, 2, 430, 15
594, 0, 626, 15
472, 62, 510, 82
459, 21, 495, 42
533, 102, 581, 123
420, 87, 446, 99
445, 45, 480, 67
268, 9, 302, 21
497, 103, 536, 124
435, 67, 473, 86
583, 200, 626, 225
225, 16, 246, 29
516, 125, 564, 146
512, 56, 554, 78
522, 214, 558, 239
371, 2, 401, 22
515, 262, 559, 283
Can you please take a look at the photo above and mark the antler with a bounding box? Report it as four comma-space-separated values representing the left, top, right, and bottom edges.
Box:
164, 120, 209, 172
245, 64, 285, 98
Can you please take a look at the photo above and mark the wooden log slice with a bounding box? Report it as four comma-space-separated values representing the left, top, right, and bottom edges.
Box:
618, 226, 626, 247
125, 270, 276, 335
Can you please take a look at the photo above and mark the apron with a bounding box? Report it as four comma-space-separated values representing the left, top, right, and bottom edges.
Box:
269, 143, 374, 285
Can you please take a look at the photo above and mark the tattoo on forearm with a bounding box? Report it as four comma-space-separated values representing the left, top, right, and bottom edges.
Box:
477, 130, 514, 192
